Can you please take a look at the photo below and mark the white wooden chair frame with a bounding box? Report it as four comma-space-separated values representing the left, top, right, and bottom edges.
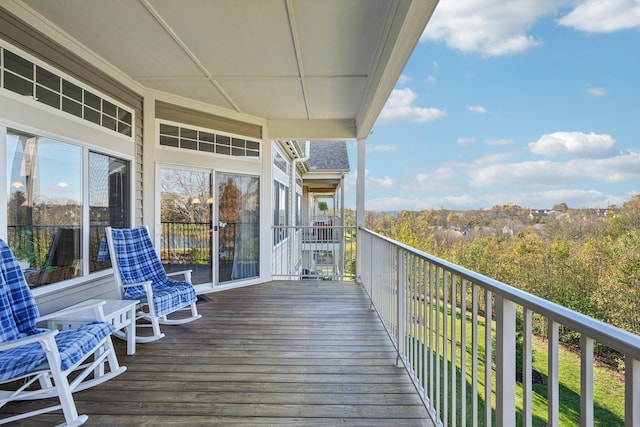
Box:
105, 226, 201, 343
1, 302, 125, 426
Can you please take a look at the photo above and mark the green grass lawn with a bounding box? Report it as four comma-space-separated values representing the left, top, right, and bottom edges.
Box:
404, 300, 625, 426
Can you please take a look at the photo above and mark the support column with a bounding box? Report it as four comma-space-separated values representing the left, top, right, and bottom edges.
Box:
356, 138, 366, 281
356, 138, 366, 228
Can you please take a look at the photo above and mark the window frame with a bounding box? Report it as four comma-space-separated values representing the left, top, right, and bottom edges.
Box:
2, 123, 135, 296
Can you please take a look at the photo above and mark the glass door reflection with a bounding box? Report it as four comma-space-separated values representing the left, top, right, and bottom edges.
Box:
160, 168, 213, 285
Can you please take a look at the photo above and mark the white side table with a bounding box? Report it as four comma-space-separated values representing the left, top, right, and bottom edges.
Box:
45, 299, 138, 355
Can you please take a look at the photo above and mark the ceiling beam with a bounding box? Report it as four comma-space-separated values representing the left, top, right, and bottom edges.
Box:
267, 119, 356, 140
139, 0, 241, 112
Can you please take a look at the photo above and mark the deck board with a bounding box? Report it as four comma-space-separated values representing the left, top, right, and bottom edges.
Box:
6, 280, 434, 426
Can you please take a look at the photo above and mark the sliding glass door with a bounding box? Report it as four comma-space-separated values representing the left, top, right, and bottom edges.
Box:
159, 167, 260, 286
217, 172, 260, 284
159, 168, 213, 285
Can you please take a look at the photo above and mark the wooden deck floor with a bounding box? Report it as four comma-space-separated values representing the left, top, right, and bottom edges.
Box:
8, 281, 434, 426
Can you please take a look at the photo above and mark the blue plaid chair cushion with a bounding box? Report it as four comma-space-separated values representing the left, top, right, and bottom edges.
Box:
0, 238, 116, 382
98, 227, 196, 317
0, 239, 40, 343
0, 321, 115, 382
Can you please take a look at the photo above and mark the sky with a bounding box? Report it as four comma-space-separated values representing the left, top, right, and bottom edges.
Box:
344, 0, 640, 212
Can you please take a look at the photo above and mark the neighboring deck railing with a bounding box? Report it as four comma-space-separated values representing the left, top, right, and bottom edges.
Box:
358, 227, 640, 427
271, 225, 357, 281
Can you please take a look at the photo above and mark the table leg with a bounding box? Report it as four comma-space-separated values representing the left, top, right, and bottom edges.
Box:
126, 305, 136, 355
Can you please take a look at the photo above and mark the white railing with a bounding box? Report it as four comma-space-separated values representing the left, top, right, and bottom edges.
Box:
358, 228, 640, 427
272, 225, 357, 280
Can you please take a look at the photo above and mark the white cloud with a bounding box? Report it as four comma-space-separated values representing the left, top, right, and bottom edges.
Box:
425, 75, 437, 85
468, 150, 640, 188
360, 189, 632, 212
421, 0, 561, 56
370, 175, 394, 188
397, 74, 411, 86
377, 88, 446, 125
472, 152, 518, 165
367, 144, 397, 153
402, 167, 459, 191
466, 105, 489, 114
344, 169, 395, 192
529, 131, 616, 158
584, 84, 606, 97
457, 137, 476, 146
558, 0, 640, 32
365, 194, 481, 212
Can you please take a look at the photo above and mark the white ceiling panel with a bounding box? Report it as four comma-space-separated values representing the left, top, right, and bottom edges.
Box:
149, 0, 299, 77
215, 78, 308, 120
295, 0, 392, 76
140, 79, 236, 110
21, 0, 203, 78
9, 0, 438, 139
305, 77, 369, 120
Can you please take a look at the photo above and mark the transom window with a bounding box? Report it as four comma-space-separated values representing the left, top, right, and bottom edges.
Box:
159, 123, 260, 159
0, 46, 133, 138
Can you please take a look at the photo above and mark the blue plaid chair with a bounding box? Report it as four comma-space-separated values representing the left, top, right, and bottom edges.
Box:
0, 238, 125, 426
99, 227, 201, 343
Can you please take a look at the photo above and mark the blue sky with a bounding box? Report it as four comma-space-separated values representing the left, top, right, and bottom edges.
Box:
345, 0, 640, 212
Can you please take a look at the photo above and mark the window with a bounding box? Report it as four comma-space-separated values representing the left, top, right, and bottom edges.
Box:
272, 181, 289, 245
89, 152, 130, 272
5, 128, 130, 288
1, 46, 133, 138
158, 123, 260, 159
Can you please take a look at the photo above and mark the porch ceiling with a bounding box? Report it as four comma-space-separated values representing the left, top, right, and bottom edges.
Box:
4, 0, 438, 140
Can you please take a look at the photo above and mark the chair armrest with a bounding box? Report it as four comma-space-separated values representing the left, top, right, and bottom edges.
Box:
166, 269, 192, 282
0, 329, 58, 351
121, 280, 154, 298
39, 300, 107, 322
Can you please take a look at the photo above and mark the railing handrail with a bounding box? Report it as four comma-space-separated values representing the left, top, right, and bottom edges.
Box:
360, 227, 640, 363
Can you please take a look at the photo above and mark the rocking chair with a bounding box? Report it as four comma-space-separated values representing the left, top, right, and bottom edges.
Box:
99, 226, 201, 343
0, 238, 125, 426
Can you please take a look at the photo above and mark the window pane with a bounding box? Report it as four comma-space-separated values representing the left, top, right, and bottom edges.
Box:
102, 114, 117, 131
84, 92, 101, 110
160, 168, 213, 285
36, 66, 60, 91
4, 71, 33, 96
4, 50, 33, 79
6, 130, 82, 288
102, 100, 117, 118
62, 97, 83, 117
84, 106, 101, 125
218, 173, 260, 283
160, 135, 179, 147
62, 79, 83, 102
36, 85, 60, 109
89, 152, 130, 272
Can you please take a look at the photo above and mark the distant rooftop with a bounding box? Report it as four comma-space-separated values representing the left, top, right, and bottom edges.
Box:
307, 140, 350, 172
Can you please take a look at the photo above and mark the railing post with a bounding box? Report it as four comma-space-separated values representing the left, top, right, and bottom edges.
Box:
548, 321, 559, 427
397, 248, 405, 368
581, 335, 594, 427
626, 357, 640, 427
496, 295, 516, 427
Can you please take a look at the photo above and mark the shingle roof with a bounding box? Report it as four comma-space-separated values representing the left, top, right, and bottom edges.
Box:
306, 141, 350, 171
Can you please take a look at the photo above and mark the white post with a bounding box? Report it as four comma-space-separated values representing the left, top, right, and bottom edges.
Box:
581, 336, 594, 427
356, 138, 366, 280
626, 357, 640, 427
396, 249, 405, 368
495, 295, 516, 427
